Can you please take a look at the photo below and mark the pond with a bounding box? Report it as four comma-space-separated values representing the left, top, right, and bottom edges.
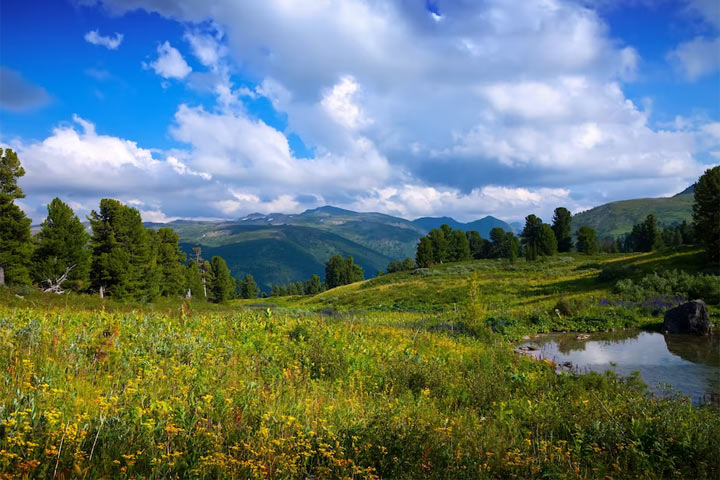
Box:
518, 330, 720, 405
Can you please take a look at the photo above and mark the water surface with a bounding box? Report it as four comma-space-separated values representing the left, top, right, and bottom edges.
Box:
519, 330, 720, 405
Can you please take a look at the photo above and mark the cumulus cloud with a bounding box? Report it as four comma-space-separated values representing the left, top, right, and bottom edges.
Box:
667, 36, 720, 80
27, 0, 720, 222
84, 29, 124, 49
0, 67, 50, 111
146, 41, 191, 79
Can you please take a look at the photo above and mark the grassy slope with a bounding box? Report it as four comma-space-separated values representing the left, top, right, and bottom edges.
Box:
571, 193, 693, 238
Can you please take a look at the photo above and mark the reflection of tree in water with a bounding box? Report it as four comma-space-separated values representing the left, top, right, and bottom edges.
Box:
664, 334, 720, 367
552, 330, 643, 355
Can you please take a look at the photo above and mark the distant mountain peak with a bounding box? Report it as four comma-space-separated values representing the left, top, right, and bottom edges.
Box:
301, 205, 358, 216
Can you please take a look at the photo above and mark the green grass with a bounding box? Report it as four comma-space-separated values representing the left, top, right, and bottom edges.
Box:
1, 247, 718, 478
1, 301, 719, 479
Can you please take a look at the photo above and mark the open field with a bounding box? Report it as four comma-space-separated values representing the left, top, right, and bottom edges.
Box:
1, 248, 719, 479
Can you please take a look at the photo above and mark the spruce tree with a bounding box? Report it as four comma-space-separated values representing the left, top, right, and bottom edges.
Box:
208, 256, 234, 303
521, 215, 543, 260
32, 197, 90, 291
538, 224, 558, 256
693, 165, 720, 263
415, 236, 434, 268
551, 207, 573, 252
305, 274, 323, 294
185, 261, 204, 299
0, 148, 33, 285
428, 228, 449, 264
489, 227, 508, 258
448, 229, 471, 261
155, 228, 186, 297
88, 198, 153, 300
576, 226, 598, 254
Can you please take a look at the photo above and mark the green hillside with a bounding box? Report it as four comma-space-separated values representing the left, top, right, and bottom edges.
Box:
571, 189, 694, 238
175, 225, 393, 290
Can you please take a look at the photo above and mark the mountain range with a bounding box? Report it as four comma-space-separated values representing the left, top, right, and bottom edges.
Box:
143, 186, 694, 291
145, 207, 513, 291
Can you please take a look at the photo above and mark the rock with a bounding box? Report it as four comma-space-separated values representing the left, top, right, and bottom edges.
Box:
663, 300, 712, 336
576, 334, 590, 340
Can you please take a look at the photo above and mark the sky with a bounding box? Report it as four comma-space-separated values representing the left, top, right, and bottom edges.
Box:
1, 0, 718, 224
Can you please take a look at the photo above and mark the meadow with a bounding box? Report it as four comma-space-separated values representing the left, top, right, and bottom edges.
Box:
1, 248, 719, 479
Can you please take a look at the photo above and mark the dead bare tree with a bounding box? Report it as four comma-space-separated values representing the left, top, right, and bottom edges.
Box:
41, 264, 76, 294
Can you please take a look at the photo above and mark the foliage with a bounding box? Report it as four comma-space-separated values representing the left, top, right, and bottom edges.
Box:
155, 228, 187, 297
614, 269, 720, 305
693, 165, 720, 263
630, 214, 663, 252
386, 257, 415, 273
31, 197, 90, 291
576, 226, 599, 255
208, 256, 235, 303
415, 236, 434, 268
0, 148, 33, 285
325, 255, 364, 289
551, 207, 573, 252
237, 274, 260, 299
185, 261, 204, 299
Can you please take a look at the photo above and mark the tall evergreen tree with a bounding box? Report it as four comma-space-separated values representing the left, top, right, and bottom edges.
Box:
88, 199, 154, 300
466, 230, 490, 259
489, 227, 508, 258
0, 148, 33, 285
32, 197, 90, 291
428, 228, 449, 264
324, 255, 364, 288
241, 274, 259, 299
576, 226, 598, 254
305, 274, 323, 295
551, 207, 573, 252
693, 165, 720, 263
415, 236, 435, 268
630, 214, 662, 252
448, 229, 472, 261
184, 261, 204, 299
155, 228, 186, 297
208, 256, 234, 303
538, 224, 558, 256
521, 215, 543, 261
506, 232, 520, 263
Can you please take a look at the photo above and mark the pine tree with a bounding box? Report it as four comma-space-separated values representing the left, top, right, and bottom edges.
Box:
288, 282, 299, 295
467, 231, 490, 259
415, 236, 434, 267
305, 274, 323, 294
428, 228, 449, 264
88, 199, 153, 300
489, 227, 508, 258
521, 215, 543, 261
448, 229, 471, 261
551, 207, 573, 252
538, 224, 558, 256
576, 226, 598, 254
155, 228, 186, 297
185, 261, 203, 298
693, 165, 720, 263
506, 232, 520, 263
32, 197, 90, 291
0, 148, 33, 285
208, 256, 234, 303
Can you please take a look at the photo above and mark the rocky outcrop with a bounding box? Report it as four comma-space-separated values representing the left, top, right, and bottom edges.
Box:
663, 300, 712, 336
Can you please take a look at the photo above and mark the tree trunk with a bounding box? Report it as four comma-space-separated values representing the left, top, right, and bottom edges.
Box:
0, 266, 4, 286
99, 286, 104, 299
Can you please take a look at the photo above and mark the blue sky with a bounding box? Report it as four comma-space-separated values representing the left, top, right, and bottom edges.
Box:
1, 0, 718, 223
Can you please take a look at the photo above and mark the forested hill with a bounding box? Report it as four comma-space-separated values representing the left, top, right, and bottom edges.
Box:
571, 186, 694, 239
145, 206, 515, 291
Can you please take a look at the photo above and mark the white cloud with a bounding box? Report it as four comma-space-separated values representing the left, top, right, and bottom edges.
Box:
147, 41, 191, 79
667, 36, 720, 81
26, 0, 720, 222
84, 30, 124, 49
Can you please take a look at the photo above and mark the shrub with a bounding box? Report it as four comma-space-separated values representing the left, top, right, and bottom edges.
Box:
614, 270, 720, 304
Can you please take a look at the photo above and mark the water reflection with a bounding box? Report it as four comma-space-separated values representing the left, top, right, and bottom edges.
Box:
520, 330, 720, 405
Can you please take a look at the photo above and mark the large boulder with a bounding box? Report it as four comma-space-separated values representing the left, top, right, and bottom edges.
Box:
663, 300, 712, 336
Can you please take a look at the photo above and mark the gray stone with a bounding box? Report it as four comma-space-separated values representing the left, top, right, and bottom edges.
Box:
663, 300, 712, 336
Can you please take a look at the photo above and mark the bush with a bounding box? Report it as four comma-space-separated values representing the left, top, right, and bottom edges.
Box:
614, 270, 720, 304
